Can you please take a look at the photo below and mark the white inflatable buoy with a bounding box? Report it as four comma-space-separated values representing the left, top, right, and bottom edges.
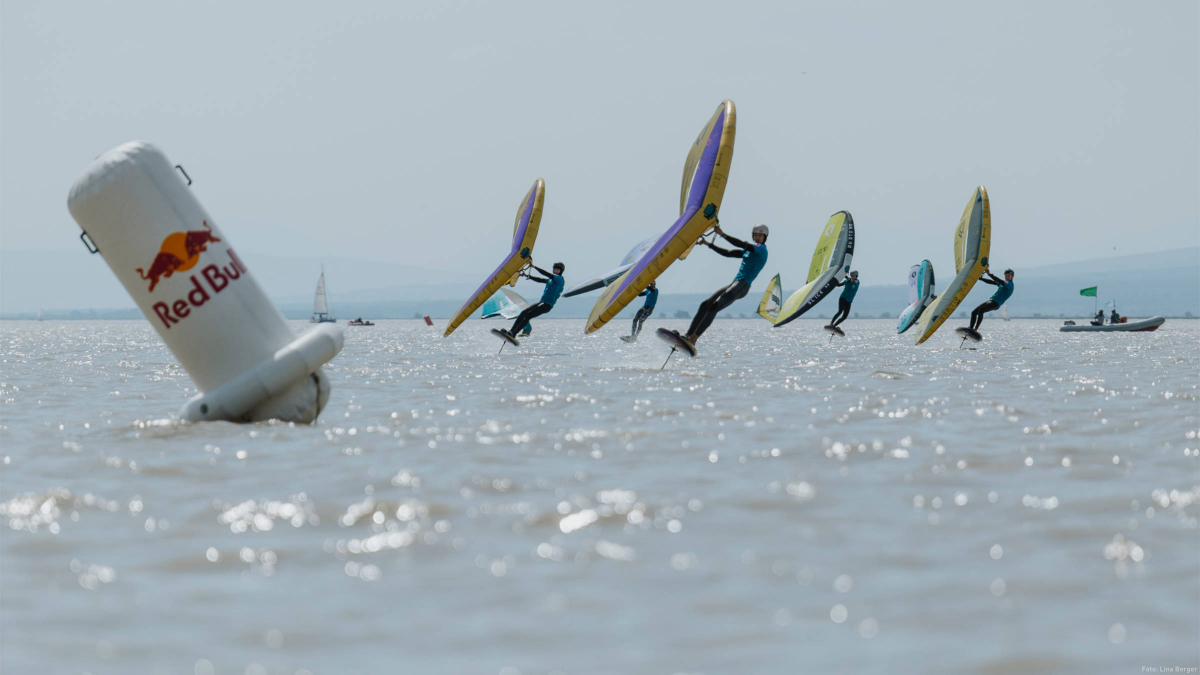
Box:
66, 141, 343, 423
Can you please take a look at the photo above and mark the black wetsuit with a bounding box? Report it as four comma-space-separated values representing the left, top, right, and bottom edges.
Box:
686, 233, 766, 340
969, 271, 1012, 331
509, 266, 562, 336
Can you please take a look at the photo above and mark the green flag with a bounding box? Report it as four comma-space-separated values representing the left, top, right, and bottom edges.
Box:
1080, 286, 1097, 297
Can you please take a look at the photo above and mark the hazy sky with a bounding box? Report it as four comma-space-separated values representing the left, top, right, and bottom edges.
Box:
2, 0, 1197, 299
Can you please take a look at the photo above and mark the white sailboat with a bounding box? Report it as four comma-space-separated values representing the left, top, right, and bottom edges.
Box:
1000, 304, 1010, 321
311, 266, 336, 323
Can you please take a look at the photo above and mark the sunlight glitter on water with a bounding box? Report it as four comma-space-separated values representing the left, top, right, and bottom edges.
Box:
1, 318, 1197, 674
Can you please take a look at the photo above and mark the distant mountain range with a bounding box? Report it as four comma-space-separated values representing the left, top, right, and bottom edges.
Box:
0, 250, 457, 314
3, 246, 1196, 321
1017, 247, 1197, 278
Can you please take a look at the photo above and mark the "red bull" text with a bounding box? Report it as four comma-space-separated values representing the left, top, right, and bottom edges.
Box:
151, 249, 248, 329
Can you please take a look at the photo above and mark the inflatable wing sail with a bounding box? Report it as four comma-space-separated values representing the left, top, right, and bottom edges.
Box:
585, 100, 736, 333
444, 179, 545, 336
481, 288, 530, 320
481, 292, 512, 319
758, 274, 782, 322
897, 260, 935, 334
501, 288, 530, 311
766, 211, 855, 327
563, 236, 657, 297
912, 186, 990, 345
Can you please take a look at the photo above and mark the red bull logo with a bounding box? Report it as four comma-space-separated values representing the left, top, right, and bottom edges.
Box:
136, 220, 222, 292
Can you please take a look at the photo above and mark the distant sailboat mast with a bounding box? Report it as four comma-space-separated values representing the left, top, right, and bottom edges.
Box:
311, 266, 336, 323
314, 268, 327, 314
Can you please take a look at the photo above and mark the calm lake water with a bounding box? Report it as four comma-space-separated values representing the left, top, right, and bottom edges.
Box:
2, 318, 1197, 675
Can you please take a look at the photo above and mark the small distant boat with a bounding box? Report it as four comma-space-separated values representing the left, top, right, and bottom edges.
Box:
347, 318, 374, 326
1000, 304, 1010, 321
311, 266, 336, 323
1060, 316, 1165, 332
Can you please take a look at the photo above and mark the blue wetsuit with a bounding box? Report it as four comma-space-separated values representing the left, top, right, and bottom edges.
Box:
734, 242, 768, 284
840, 278, 859, 302
989, 280, 1013, 307
641, 286, 658, 309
